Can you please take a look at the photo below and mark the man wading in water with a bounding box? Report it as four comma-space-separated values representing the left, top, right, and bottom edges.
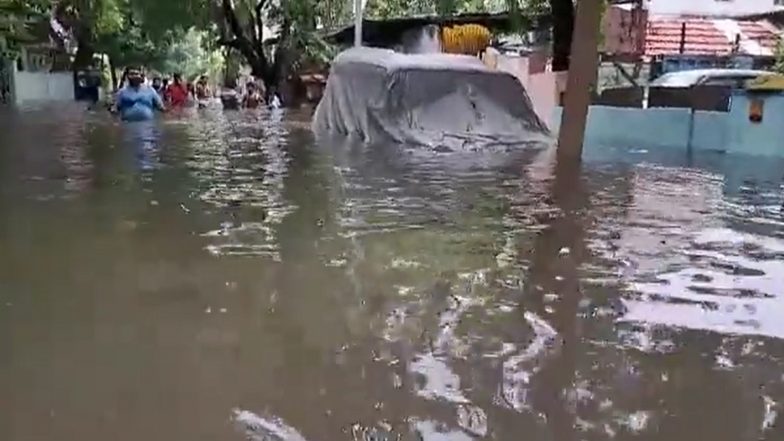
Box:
112, 66, 165, 121
195, 75, 211, 108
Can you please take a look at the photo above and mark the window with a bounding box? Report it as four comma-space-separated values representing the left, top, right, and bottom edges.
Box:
700, 75, 756, 88
701, 76, 737, 87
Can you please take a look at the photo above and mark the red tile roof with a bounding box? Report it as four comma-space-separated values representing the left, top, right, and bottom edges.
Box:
645, 17, 780, 56
737, 21, 779, 53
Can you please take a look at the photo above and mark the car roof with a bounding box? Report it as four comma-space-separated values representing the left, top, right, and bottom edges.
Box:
652, 69, 774, 86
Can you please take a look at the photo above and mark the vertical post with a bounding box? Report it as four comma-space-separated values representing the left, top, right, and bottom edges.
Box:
556, 0, 602, 163
686, 108, 695, 154
3, 58, 16, 105
354, 0, 363, 47
679, 22, 686, 54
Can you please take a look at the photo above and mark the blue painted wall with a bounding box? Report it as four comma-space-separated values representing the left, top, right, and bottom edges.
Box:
551, 92, 784, 158
690, 110, 728, 152
725, 93, 784, 157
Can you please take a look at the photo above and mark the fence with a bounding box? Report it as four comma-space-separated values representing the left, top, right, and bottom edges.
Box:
552, 90, 784, 157
12, 71, 73, 105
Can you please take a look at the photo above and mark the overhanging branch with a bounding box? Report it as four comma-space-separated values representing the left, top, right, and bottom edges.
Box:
217, 38, 241, 49
254, 0, 266, 44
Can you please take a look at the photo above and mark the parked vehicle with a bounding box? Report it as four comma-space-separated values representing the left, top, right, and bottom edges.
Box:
312, 47, 549, 150
621, 69, 780, 109
650, 69, 775, 89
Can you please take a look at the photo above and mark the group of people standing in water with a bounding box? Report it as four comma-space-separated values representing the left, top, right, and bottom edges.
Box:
112, 65, 279, 121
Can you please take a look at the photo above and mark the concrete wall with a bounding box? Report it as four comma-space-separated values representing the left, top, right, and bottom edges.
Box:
483, 48, 565, 129
12, 69, 74, 105
551, 106, 694, 150
550, 92, 784, 157
725, 94, 784, 157
528, 72, 565, 129
690, 110, 729, 152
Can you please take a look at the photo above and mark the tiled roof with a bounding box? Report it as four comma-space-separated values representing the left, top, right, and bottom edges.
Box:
645, 16, 781, 56
737, 21, 779, 53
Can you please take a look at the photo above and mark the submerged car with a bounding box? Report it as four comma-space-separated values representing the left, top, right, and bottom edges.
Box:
312, 47, 549, 149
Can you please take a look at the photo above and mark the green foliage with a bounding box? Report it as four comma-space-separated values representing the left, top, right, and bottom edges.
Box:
316, 0, 352, 28
93, 0, 123, 36
3, 0, 553, 91
775, 39, 784, 74
0, 0, 48, 56
364, 0, 436, 19
77, 0, 163, 72
363, 0, 547, 21
130, 0, 211, 39
162, 28, 224, 80
274, 0, 338, 68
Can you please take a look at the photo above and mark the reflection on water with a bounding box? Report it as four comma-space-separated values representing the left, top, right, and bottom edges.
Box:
2, 103, 784, 440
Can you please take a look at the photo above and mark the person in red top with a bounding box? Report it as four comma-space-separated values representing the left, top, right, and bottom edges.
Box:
166, 73, 189, 107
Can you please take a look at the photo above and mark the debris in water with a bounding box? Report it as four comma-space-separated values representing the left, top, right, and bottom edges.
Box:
150, 200, 159, 206
116, 219, 138, 232
351, 422, 396, 441
219, 307, 227, 313
205, 306, 212, 314
180, 203, 191, 213
495, 252, 513, 268
558, 247, 571, 256
231, 408, 308, 441
762, 395, 778, 431
457, 404, 488, 437
715, 354, 735, 369
618, 410, 652, 433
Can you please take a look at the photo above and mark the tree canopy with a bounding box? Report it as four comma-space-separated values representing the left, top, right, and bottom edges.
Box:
0, 0, 49, 56
2, 0, 572, 94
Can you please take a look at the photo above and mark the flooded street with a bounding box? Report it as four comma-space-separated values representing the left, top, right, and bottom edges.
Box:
3, 103, 784, 440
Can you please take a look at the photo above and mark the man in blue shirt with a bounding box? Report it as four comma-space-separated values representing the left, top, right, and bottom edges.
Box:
113, 66, 165, 121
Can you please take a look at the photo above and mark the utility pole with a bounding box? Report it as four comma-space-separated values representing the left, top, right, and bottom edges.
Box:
556, 0, 603, 163
354, 0, 363, 47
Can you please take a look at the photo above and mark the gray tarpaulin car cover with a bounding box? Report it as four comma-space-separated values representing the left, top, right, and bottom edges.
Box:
312, 47, 550, 150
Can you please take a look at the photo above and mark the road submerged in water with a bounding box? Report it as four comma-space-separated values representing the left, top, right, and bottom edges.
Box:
2, 103, 784, 440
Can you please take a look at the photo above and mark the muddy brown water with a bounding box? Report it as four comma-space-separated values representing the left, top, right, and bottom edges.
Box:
2, 103, 784, 441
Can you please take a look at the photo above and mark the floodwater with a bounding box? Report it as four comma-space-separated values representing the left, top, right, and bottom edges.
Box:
2, 103, 784, 441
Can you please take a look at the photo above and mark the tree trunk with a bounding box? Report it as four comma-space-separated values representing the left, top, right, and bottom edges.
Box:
217, 0, 307, 105
109, 56, 118, 90
557, 0, 602, 161
551, 0, 574, 71
72, 43, 94, 71
219, 0, 268, 80
71, 16, 95, 71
